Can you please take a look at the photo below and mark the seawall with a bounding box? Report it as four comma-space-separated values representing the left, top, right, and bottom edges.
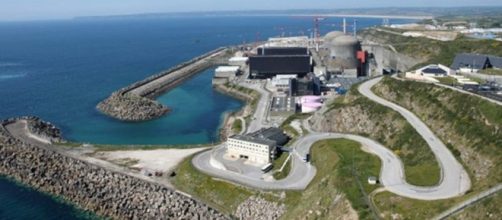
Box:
0, 117, 228, 219
97, 47, 231, 121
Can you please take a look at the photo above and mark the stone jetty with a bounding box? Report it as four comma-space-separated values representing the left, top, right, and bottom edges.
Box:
97, 47, 230, 121
0, 117, 228, 219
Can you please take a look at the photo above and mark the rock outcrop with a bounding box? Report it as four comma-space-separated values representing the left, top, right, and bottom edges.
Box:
235, 196, 285, 220
97, 93, 170, 122
0, 118, 227, 219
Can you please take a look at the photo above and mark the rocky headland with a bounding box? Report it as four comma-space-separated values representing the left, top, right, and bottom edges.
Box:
0, 117, 227, 219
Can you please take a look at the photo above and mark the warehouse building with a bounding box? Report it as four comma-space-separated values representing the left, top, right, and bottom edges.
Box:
451, 53, 502, 73
249, 47, 313, 79
226, 128, 288, 164
257, 47, 309, 56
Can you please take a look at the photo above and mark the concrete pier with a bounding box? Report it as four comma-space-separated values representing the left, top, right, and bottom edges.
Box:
97, 47, 230, 121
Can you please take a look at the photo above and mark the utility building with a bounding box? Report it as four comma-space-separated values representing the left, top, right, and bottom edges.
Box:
226, 128, 289, 164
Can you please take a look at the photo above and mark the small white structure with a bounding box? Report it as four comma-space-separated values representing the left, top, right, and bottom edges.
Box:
227, 135, 276, 164
271, 74, 296, 89
405, 64, 455, 82
215, 66, 240, 78
368, 176, 378, 185
415, 64, 454, 77
229, 57, 249, 67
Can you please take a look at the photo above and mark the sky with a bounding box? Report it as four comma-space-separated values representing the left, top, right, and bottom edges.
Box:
0, 0, 501, 21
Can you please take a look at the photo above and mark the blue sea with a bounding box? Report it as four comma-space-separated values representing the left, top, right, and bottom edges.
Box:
0, 16, 414, 219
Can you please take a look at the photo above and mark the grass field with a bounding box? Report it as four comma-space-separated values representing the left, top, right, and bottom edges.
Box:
272, 152, 291, 180
480, 68, 502, 76
231, 119, 242, 134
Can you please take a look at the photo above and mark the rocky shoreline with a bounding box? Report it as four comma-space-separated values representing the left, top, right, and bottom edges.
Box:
97, 47, 230, 122
0, 117, 228, 219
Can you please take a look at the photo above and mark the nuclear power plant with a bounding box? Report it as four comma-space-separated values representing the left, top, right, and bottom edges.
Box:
321, 31, 368, 77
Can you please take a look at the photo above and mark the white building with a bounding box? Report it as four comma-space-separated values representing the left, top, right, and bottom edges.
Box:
227, 135, 276, 164
229, 57, 249, 67
271, 74, 296, 89
416, 64, 454, 77
215, 66, 240, 78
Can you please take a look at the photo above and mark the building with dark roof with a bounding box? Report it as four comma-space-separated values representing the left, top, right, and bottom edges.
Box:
257, 47, 309, 56
226, 127, 288, 164
249, 127, 289, 146
249, 55, 312, 79
249, 46, 313, 79
289, 75, 321, 97
451, 53, 502, 73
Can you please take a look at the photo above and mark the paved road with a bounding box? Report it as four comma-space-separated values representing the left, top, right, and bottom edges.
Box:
239, 81, 271, 133
358, 77, 471, 200
193, 76, 471, 200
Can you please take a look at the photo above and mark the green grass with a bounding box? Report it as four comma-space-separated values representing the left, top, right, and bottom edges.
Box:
435, 76, 459, 85
172, 154, 254, 215
272, 152, 291, 180
480, 68, 502, 76
373, 191, 463, 220
451, 191, 502, 219
282, 139, 381, 220
231, 119, 242, 134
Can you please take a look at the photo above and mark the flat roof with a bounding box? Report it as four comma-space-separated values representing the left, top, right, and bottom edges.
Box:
229, 57, 249, 62
229, 135, 276, 146
216, 66, 240, 72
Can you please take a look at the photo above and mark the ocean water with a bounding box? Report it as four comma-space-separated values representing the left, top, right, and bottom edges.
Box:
0, 16, 415, 219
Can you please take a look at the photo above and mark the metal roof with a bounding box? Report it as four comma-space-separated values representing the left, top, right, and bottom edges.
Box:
488, 56, 502, 68
229, 134, 276, 146
422, 66, 447, 74
451, 53, 491, 70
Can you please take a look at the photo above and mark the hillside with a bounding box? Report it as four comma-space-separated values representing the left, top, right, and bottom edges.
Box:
373, 77, 501, 189
370, 77, 502, 219
359, 28, 502, 70
311, 84, 441, 187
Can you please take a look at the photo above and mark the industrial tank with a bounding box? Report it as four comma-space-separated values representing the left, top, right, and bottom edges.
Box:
323, 31, 345, 46
329, 35, 361, 69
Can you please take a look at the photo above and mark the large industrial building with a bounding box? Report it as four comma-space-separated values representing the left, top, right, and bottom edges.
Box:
226, 128, 288, 164
249, 47, 313, 79
289, 74, 321, 96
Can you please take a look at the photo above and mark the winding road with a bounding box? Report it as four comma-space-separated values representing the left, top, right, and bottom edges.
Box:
193, 76, 471, 200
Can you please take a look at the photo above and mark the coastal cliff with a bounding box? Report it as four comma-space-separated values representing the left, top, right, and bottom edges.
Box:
0, 117, 227, 219
97, 47, 230, 122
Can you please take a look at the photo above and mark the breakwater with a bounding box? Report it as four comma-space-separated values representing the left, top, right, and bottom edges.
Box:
97, 47, 230, 121
0, 117, 227, 219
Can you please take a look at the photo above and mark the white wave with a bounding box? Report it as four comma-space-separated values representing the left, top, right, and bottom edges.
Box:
0, 62, 22, 67
0, 73, 27, 81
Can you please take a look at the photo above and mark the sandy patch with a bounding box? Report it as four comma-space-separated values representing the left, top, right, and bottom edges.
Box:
94, 148, 208, 172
